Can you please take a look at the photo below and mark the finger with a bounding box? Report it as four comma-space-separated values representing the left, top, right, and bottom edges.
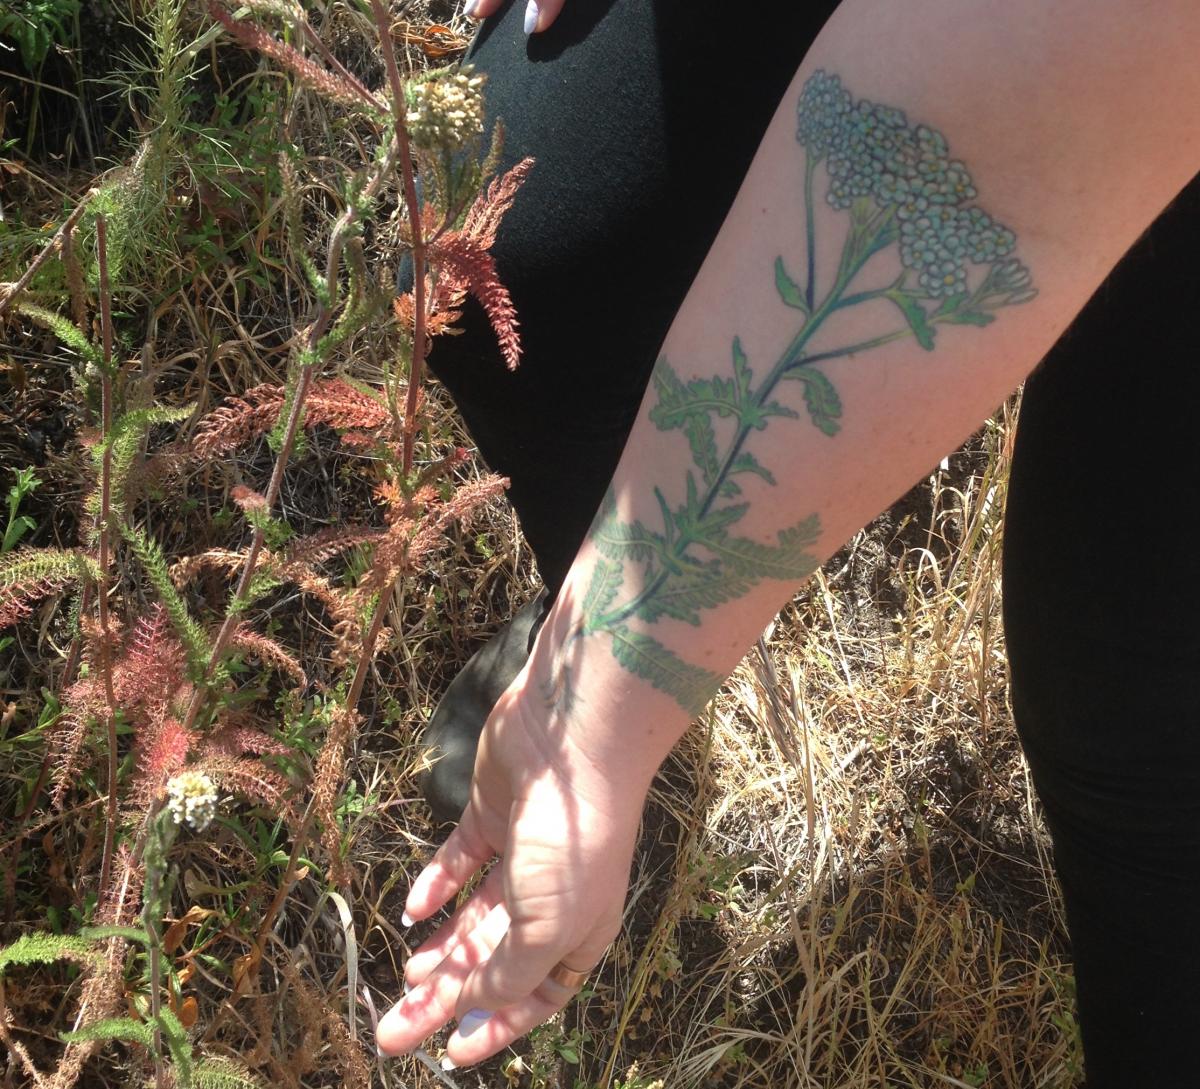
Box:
522, 0, 568, 34
404, 868, 505, 988
404, 804, 495, 922
444, 952, 601, 1068
376, 900, 510, 1056
454, 916, 614, 1020
463, 0, 502, 20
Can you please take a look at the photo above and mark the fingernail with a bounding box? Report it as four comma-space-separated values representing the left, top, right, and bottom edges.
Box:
403, 980, 413, 995
401, 910, 414, 927
523, 0, 539, 34
456, 1008, 492, 1038
463, 0, 479, 16
441, 1055, 458, 1071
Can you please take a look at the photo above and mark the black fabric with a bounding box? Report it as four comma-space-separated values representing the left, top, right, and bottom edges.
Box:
427, 0, 841, 590
1004, 177, 1200, 1087
424, 2, 1200, 1084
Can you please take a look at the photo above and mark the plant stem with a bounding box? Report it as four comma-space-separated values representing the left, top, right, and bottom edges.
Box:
369, 0, 428, 476
804, 154, 817, 311
95, 216, 119, 899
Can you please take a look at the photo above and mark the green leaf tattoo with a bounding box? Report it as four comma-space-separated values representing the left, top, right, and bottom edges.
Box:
572, 71, 1037, 715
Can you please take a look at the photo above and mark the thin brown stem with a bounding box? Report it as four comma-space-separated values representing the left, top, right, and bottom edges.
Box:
369, 0, 428, 476
95, 216, 119, 900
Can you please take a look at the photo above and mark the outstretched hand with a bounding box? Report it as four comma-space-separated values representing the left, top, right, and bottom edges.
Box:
375, 674, 644, 1069
465, 0, 568, 36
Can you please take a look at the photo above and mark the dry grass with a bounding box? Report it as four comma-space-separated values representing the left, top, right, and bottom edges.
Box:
352, 401, 1082, 1089
0, 3, 1081, 1087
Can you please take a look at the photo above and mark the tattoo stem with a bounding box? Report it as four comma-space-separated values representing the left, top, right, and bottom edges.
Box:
593, 210, 898, 632
804, 154, 817, 310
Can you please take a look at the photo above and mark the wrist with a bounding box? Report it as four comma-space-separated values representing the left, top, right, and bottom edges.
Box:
512, 565, 698, 805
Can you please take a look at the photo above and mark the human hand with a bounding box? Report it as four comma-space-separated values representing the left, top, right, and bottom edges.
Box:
464, 0, 567, 36
374, 674, 645, 1068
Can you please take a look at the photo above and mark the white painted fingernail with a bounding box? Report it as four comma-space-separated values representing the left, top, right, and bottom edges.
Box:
401, 910, 414, 927
463, 0, 479, 16
441, 1055, 458, 1071
456, 1008, 492, 1038
523, 0, 539, 34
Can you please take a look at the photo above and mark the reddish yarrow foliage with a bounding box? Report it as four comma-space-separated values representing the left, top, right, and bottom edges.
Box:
230, 624, 308, 687
430, 234, 522, 370
460, 157, 535, 251
134, 712, 192, 800
114, 606, 185, 711
396, 157, 536, 371
192, 379, 391, 457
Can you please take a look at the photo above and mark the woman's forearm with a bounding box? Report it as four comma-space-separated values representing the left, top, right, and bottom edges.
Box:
519, 0, 1200, 791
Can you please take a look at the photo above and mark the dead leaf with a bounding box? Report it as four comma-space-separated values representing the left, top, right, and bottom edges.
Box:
232, 945, 262, 999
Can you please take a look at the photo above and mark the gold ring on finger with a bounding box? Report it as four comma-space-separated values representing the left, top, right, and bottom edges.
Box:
546, 961, 591, 990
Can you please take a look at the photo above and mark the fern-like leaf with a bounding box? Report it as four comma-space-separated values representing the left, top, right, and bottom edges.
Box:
607, 626, 720, 717
192, 385, 286, 457
703, 514, 822, 582
0, 548, 97, 629
459, 156, 535, 250
79, 925, 151, 945
122, 525, 210, 669
132, 713, 192, 803
785, 364, 843, 436
49, 676, 106, 810
15, 303, 102, 365
156, 1004, 194, 1085
634, 561, 749, 626
60, 1016, 154, 1047
114, 606, 187, 711
581, 558, 623, 628
98, 403, 195, 522
430, 233, 521, 369
194, 1057, 267, 1089
230, 625, 308, 687
207, 1, 380, 112
0, 932, 101, 974
196, 754, 297, 826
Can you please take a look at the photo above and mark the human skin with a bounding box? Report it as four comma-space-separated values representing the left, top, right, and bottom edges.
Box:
377, 0, 1200, 1069
465, 0, 568, 36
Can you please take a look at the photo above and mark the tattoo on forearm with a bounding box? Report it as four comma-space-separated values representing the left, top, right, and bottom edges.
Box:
565, 71, 1037, 716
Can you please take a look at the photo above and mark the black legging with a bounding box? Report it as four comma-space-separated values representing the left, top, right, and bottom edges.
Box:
425, 3, 1200, 1084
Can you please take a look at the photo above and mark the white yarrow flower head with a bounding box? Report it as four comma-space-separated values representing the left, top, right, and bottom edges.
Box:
405, 67, 487, 152
166, 771, 219, 832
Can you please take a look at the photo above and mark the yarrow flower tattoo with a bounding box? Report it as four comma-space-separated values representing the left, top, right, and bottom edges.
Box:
564, 71, 1038, 715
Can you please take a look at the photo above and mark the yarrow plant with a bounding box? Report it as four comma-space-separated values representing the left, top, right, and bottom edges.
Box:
570, 69, 1037, 714
0, 1, 532, 1085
